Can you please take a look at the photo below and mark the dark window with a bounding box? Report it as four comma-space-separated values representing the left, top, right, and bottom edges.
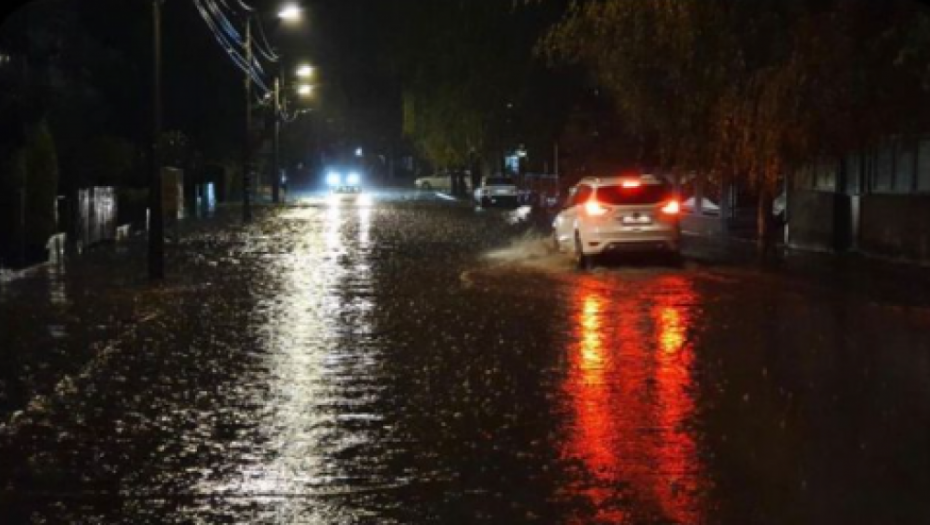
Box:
874, 145, 893, 191
894, 140, 916, 193
918, 139, 930, 192
486, 178, 514, 186
596, 184, 672, 205
572, 185, 594, 205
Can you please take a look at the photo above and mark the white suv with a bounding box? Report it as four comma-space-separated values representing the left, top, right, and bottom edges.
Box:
553, 175, 681, 266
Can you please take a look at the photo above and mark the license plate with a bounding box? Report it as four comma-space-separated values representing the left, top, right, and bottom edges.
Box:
622, 214, 652, 225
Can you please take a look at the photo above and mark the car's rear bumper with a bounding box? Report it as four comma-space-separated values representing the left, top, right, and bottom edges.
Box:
584, 227, 680, 255
600, 240, 679, 253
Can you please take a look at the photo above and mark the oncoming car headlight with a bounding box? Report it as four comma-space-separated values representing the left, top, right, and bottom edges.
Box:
347, 172, 361, 186
326, 172, 342, 187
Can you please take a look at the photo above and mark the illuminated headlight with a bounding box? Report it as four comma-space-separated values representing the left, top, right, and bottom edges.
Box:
347, 172, 361, 186
326, 172, 342, 187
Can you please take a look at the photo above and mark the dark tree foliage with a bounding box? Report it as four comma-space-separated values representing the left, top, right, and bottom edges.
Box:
381, 0, 575, 172
0, 119, 58, 267
544, 0, 930, 187
543, 0, 930, 253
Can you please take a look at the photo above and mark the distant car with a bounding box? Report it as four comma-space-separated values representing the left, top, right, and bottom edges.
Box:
415, 174, 453, 192
326, 169, 363, 197
552, 174, 681, 267
474, 176, 518, 207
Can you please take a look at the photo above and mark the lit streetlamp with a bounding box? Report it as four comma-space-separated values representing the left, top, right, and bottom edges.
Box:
278, 3, 302, 22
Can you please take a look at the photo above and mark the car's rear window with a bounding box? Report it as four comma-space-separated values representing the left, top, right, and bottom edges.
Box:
596, 184, 672, 205
486, 178, 514, 186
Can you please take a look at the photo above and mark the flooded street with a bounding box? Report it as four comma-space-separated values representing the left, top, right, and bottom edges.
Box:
2, 192, 929, 524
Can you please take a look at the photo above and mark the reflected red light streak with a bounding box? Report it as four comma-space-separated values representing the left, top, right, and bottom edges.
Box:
658, 304, 686, 355
562, 276, 705, 523
652, 277, 701, 523
573, 292, 616, 473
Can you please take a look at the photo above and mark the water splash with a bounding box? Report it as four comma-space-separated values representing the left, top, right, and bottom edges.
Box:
483, 232, 571, 272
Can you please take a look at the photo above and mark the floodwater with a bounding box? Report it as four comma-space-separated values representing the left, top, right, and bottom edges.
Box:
1, 191, 929, 524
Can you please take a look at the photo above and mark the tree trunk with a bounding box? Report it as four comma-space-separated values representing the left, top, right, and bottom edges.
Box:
719, 172, 730, 237
757, 184, 776, 263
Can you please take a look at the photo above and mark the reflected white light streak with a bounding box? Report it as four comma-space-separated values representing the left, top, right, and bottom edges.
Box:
195, 199, 385, 520
358, 206, 372, 250
357, 193, 374, 207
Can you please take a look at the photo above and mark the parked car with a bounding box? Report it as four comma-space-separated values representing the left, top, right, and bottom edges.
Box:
474, 176, 519, 207
416, 172, 474, 194
681, 196, 721, 215
552, 174, 681, 267
414, 173, 451, 192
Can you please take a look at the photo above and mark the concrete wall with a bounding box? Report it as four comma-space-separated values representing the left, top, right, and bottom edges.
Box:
860, 194, 930, 263
681, 213, 725, 238
788, 190, 846, 253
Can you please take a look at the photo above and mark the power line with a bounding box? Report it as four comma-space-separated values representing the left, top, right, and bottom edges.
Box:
203, 0, 243, 42
253, 16, 281, 62
193, 0, 271, 96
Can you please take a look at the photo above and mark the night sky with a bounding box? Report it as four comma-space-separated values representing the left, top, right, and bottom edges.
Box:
0, 0, 398, 162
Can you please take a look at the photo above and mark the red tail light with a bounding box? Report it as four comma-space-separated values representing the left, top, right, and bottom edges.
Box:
585, 200, 610, 217
661, 200, 681, 215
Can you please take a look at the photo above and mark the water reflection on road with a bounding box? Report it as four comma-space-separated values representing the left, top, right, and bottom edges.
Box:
2, 194, 929, 524
561, 275, 704, 523
194, 201, 389, 522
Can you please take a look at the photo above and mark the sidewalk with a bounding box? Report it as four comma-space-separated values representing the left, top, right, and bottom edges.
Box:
0, 239, 156, 422
0, 207, 274, 425
683, 230, 930, 311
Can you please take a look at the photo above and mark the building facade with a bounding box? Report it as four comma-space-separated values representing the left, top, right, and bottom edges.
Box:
789, 137, 930, 263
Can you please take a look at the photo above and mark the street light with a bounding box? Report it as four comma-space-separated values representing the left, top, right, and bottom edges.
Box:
297, 84, 314, 96
278, 4, 302, 22
296, 64, 314, 78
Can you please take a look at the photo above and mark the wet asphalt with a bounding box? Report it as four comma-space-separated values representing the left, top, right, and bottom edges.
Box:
1, 190, 929, 524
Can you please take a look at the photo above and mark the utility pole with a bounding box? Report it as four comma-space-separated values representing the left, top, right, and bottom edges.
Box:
242, 19, 253, 223
19, 184, 26, 268
272, 74, 281, 204
148, 0, 165, 281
